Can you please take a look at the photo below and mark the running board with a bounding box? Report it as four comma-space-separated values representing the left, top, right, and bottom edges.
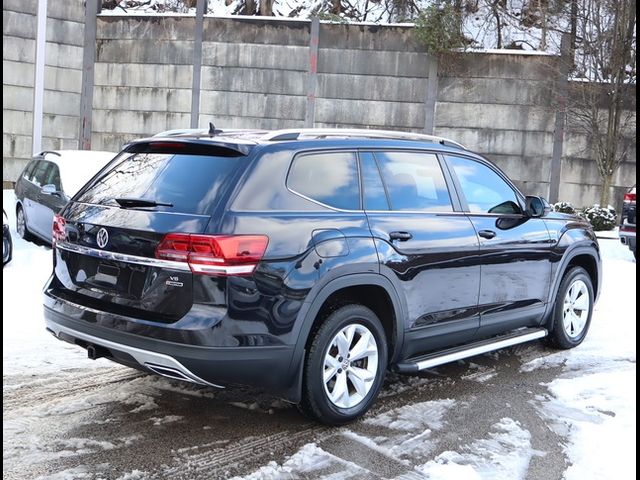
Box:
394, 328, 547, 373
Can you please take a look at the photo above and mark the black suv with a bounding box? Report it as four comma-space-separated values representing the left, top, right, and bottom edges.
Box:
44, 129, 601, 424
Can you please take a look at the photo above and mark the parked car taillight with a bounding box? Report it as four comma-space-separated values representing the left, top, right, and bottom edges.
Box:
624, 192, 636, 203
155, 233, 268, 276
52, 214, 66, 244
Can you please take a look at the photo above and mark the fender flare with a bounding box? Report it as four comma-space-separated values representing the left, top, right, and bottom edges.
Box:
543, 244, 601, 327
284, 273, 406, 403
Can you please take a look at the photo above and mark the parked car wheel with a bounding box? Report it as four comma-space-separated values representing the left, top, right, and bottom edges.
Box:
547, 267, 594, 349
15, 205, 33, 241
299, 304, 388, 425
3, 210, 12, 266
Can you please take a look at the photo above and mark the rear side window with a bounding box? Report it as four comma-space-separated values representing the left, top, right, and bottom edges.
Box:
375, 151, 452, 211
76, 153, 240, 215
287, 152, 360, 210
22, 161, 38, 181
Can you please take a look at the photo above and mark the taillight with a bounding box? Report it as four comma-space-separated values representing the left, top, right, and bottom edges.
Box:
624, 192, 636, 203
52, 214, 66, 244
156, 234, 268, 276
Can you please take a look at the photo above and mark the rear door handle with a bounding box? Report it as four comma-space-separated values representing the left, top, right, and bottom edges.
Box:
389, 231, 413, 242
478, 229, 496, 239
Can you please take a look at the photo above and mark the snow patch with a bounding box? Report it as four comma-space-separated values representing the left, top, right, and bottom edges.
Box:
418, 418, 540, 480
229, 442, 366, 479
150, 414, 183, 426
364, 399, 455, 431
536, 370, 636, 480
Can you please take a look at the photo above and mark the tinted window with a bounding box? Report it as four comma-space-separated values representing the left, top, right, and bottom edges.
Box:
31, 161, 52, 187
375, 151, 452, 211
22, 161, 38, 180
448, 156, 521, 214
360, 153, 389, 210
76, 153, 240, 214
288, 152, 360, 210
43, 162, 61, 190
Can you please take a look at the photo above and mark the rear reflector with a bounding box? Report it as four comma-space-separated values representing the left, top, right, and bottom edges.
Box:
53, 214, 66, 243
156, 233, 268, 276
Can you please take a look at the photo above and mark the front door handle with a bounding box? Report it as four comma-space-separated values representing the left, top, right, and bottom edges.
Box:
478, 229, 496, 239
389, 231, 413, 242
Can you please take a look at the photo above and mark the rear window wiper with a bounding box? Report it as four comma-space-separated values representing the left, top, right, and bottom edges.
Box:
114, 198, 173, 209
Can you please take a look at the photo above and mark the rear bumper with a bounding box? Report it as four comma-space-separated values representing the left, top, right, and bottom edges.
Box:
619, 226, 636, 250
44, 303, 301, 401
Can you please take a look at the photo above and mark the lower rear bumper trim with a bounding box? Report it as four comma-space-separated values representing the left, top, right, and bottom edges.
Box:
45, 318, 224, 388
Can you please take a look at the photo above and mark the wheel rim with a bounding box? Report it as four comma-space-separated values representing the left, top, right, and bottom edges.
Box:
562, 279, 590, 338
323, 323, 378, 409
16, 209, 25, 237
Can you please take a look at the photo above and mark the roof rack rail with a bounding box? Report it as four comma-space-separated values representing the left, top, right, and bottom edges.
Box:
261, 128, 466, 149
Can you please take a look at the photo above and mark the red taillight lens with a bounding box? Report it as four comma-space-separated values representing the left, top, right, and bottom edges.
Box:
624, 192, 636, 203
156, 234, 268, 276
52, 214, 66, 243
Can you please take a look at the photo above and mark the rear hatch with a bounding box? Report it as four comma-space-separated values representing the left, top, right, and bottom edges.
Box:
52, 141, 250, 322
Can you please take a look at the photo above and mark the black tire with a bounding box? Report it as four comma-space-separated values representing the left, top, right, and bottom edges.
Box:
3, 230, 12, 266
547, 266, 594, 349
16, 205, 33, 241
298, 304, 388, 425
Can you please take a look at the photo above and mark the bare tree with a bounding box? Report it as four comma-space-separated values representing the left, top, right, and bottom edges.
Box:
568, 0, 636, 206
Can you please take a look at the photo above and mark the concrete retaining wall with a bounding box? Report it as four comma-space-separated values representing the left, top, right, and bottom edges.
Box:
3, 0, 37, 181
2, 10, 636, 208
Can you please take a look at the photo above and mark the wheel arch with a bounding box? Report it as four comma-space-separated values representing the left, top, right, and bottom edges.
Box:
284, 273, 406, 403
544, 245, 601, 330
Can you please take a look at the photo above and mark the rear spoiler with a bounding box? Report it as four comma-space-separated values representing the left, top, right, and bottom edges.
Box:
124, 138, 253, 157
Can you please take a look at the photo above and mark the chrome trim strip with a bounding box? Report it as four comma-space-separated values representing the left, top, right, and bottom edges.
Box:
414, 329, 547, 370
56, 241, 190, 271
45, 320, 224, 388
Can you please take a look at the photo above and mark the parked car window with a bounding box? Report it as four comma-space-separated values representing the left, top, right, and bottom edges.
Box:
31, 161, 53, 188
288, 152, 360, 210
374, 151, 452, 211
76, 153, 240, 215
43, 162, 62, 191
447, 156, 522, 214
22, 161, 38, 181
360, 153, 389, 210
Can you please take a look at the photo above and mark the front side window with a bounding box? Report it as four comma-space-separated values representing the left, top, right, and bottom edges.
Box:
447, 156, 522, 214
287, 152, 360, 210
360, 152, 389, 210
374, 151, 452, 211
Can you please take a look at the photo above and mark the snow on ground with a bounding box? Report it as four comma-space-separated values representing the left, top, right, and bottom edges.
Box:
2, 190, 117, 378
418, 417, 541, 480
521, 236, 637, 480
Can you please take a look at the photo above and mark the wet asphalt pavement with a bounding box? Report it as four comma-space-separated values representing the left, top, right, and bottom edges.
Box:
3, 340, 573, 479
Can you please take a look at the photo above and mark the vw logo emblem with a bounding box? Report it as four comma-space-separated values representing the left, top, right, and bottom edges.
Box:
96, 228, 109, 249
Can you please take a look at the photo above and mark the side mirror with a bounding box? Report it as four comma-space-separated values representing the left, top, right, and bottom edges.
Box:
41, 184, 60, 196
525, 196, 551, 218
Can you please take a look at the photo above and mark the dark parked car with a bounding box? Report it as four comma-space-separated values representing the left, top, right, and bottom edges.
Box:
43, 129, 601, 424
3, 209, 11, 266
619, 185, 636, 259
14, 150, 115, 244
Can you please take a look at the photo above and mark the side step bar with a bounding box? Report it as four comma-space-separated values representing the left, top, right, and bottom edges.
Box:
394, 328, 547, 373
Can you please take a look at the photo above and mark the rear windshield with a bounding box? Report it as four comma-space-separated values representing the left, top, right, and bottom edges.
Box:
75, 153, 241, 215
